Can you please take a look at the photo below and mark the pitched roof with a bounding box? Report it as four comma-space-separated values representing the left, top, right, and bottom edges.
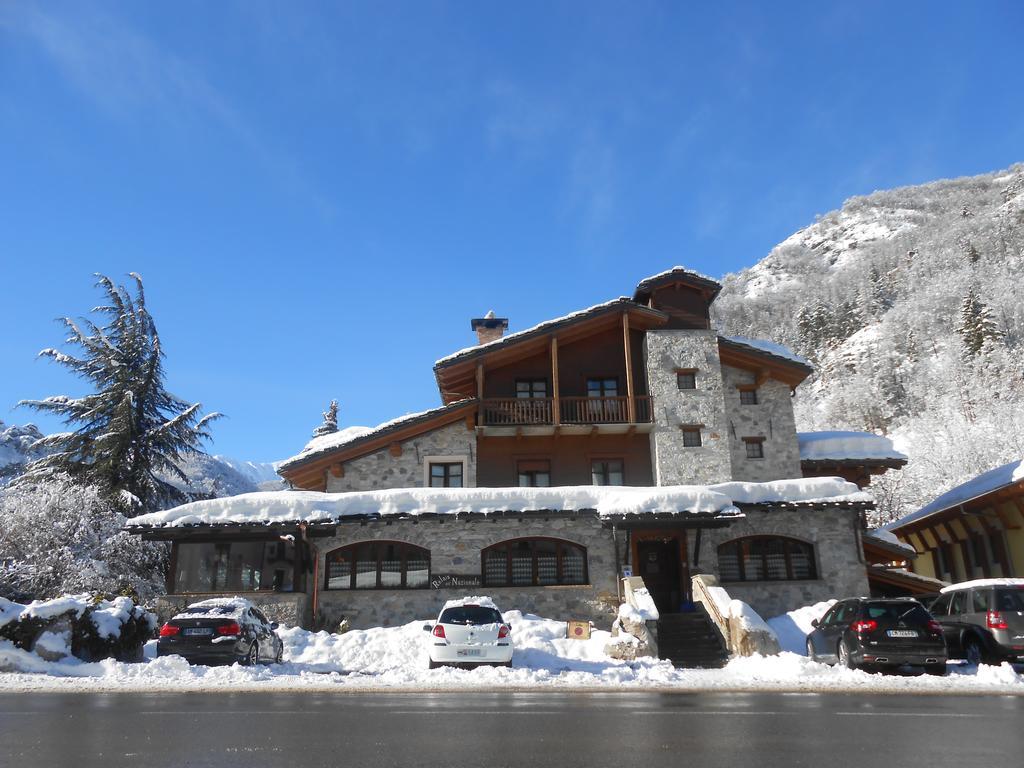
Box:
887, 458, 1024, 532
277, 399, 477, 475
632, 266, 722, 302
433, 297, 667, 370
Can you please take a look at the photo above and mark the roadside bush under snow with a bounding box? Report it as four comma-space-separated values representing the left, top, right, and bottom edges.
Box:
0, 593, 156, 665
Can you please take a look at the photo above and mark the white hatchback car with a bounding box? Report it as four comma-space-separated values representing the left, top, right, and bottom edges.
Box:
424, 598, 513, 669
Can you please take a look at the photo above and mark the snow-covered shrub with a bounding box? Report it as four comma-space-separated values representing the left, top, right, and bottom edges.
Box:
0, 474, 168, 602
0, 593, 157, 663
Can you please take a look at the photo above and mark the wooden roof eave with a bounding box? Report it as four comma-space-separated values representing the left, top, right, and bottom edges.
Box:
434, 303, 669, 400
717, 340, 813, 388
888, 479, 1024, 537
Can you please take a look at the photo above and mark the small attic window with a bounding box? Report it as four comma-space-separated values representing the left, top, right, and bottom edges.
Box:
743, 437, 765, 459
738, 387, 758, 405
676, 369, 697, 390
681, 426, 703, 447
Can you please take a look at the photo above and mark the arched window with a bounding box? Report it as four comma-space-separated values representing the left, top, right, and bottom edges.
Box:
481, 538, 588, 587
324, 541, 430, 590
717, 536, 817, 582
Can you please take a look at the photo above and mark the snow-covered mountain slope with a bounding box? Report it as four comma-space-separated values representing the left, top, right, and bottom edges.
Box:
0, 419, 283, 496
714, 164, 1024, 523
0, 421, 47, 483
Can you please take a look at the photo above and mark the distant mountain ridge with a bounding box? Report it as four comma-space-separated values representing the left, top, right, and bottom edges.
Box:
0, 418, 283, 497
713, 163, 1024, 522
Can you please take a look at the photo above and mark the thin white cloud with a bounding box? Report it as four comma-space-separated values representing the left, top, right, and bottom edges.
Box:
4, 3, 333, 216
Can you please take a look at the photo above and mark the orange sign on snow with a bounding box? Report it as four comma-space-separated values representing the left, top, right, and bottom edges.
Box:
566, 620, 591, 640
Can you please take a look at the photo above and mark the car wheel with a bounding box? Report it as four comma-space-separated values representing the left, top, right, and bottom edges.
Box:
925, 663, 947, 676
243, 641, 259, 666
964, 637, 984, 666
275, 643, 284, 664
838, 640, 856, 670
805, 638, 816, 661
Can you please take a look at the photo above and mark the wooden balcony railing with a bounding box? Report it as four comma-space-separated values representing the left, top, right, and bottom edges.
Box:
479, 396, 652, 426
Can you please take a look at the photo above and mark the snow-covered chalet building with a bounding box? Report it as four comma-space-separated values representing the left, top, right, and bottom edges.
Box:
128, 268, 907, 635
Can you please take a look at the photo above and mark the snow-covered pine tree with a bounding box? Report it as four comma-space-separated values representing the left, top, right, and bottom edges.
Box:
312, 400, 339, 438
958, 286, 1004, 359
17, 274, 221, 512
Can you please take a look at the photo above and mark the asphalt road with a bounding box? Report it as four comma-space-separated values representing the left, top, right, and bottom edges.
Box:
1, 691, 1022, 768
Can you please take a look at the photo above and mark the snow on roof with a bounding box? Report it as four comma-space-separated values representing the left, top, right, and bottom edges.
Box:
887, 458, 1024, 530
939, 578, 1024, 594
633, 265, 722, 292
440, 596, 500, 612
720, 335, 812, 368
798, 431, 908, 463
126, 478, 870, 529
278, 400, 475, 470
863, 528, 917, 556
434, 297, 651, 367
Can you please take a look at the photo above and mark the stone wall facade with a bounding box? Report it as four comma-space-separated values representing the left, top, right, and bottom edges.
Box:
314, 515, 619, 629
643, 330, 732, 485
720, 365, 802, 482
694, 506, 869, 619
155, 592, 312, 628
325, 420, 477, 492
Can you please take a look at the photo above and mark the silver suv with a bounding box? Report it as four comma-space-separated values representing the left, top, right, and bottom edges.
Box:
928, 581, 1024, 665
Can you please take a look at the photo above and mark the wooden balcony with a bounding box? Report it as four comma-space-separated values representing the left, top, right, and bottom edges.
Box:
479, 396, 653, 431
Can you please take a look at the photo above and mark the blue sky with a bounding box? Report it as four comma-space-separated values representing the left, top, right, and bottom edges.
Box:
1, 1, 1022, 462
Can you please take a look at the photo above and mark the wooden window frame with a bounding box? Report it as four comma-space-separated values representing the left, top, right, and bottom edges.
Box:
516, 459, 551, 487
738, 386, 758, 405
591, 458, 625, 486
586, 376, 619, 398
323, 540, 431, 590
481, 537, 589, 587
681, 425, 703, 447
717, 536, 818, 582
515, 378, 548, 399
675, 368, 698, 391
743, 437, 765, 459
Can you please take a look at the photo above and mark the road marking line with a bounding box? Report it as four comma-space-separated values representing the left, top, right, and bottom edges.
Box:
835, 712, 987, 718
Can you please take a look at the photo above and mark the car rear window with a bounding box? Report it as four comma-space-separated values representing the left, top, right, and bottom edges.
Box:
438, 606, 503, 625
862, 603, 931, 624
179, 605, 238, 616
995, 588, 1024, 612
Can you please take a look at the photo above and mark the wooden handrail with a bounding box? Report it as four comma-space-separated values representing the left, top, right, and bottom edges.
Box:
479, 396, 652, 426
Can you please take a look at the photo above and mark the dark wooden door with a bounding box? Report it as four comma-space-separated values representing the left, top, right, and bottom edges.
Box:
637, 540, 682, 614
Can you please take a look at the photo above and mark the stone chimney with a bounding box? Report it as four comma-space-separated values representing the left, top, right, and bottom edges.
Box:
470, 310, 508, 345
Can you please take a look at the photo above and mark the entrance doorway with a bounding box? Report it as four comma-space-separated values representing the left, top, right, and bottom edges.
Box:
636, 536, 689, 614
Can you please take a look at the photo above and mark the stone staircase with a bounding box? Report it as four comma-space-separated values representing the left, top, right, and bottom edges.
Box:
656, 604, 730, 668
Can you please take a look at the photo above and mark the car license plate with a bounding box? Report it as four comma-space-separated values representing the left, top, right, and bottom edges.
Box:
182, 627, 213, 636
457, 649, 482, 657
886, 630, 917, 638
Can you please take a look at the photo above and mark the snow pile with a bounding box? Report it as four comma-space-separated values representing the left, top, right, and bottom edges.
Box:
127, 478, 869, 529
721, 335, 811, 367
798, 431, 908, 462
939, 578, 1024, 594
628, 587, 659, 621
766, 600, 836, 654
2, 609, 1022, 694
891, 458, 1024, 529
727, 600, 775, 637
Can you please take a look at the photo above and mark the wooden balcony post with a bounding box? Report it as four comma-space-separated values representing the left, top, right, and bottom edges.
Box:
622, 312, 636, 423
476, 362, 484, 425
551, 336, 560, 426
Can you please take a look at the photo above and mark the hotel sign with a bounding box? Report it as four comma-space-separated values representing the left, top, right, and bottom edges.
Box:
429, 573, 483, 590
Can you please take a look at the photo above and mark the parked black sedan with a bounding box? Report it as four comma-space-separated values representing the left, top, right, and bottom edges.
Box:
157, 598, 284, 666
806, 597, 946, 674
